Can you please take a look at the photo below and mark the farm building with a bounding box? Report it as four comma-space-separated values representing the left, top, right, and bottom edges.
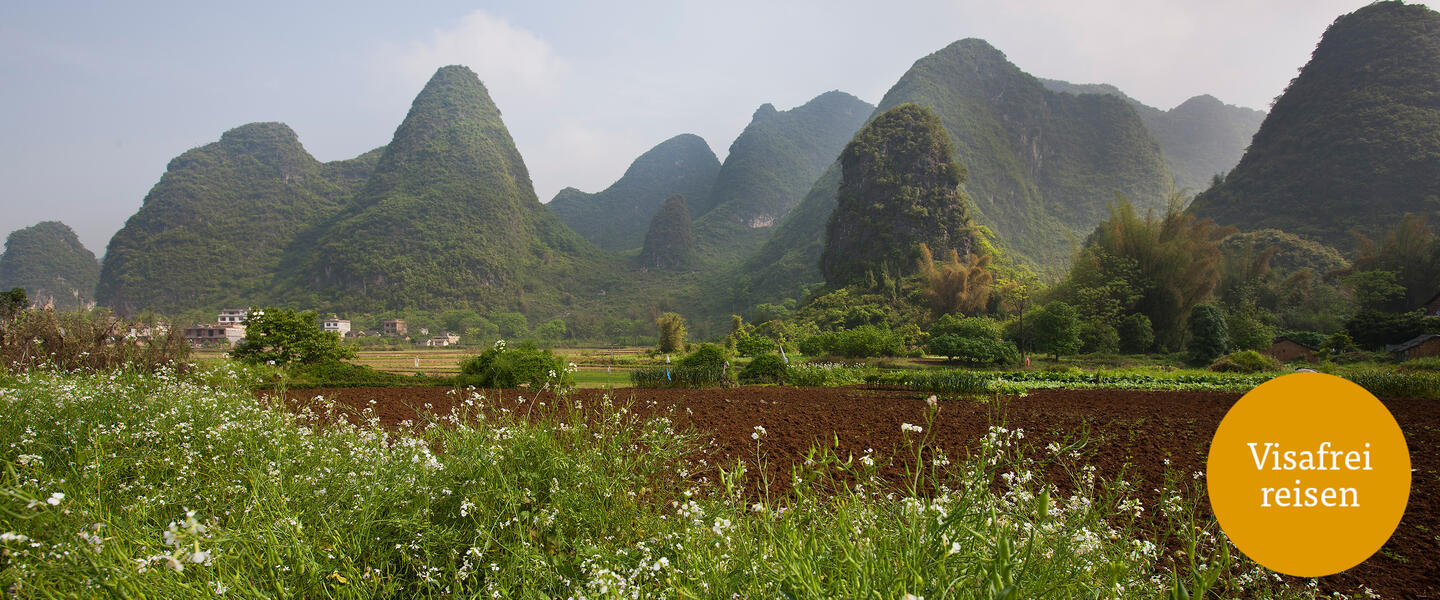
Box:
1264, 338, 1318, 362
1386, 334, 1440, 360
322, 317, 351, 336
425, 333, 461, 347
382, 319, 407, 336
183, 324, 245, 347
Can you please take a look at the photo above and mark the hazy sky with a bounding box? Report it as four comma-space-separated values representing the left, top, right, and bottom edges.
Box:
2, 0, 1429, 256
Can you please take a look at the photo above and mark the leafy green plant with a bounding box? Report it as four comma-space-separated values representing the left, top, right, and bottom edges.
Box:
456, 340, 571, 389
1208, 350, 1281, 373
1187, 304, 1230, 364
739, 353, 787, 384
231, 308, 355, 367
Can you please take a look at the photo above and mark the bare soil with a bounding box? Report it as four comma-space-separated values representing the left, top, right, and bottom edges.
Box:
264, 385, 1440, 598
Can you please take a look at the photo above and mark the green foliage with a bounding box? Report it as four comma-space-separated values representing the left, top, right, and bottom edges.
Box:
1343, 270, 1409, 313
0, 221, 100, 310
821, 103, 980, 287
784, 362, 877, 386
1400, 356, 1440, 372
1348, 214, 1440, 310
1209, 350, 1281, 373
1055, 198, 1228, 350
1078, 321, 1121, 354
1, 287, 26, 320
739, 353, 787, 384
456, 340, 571, 389
1189, 2, 1440, 250
97, 123, 375, 314
639, 195, 698, 270
547, 134, 720, 251
926, 315, 1017, 365
231, 308, 355, 366
1187, 305, 1230, 364
655, 312, 687, 353
801, 325, 907, 358
0, 308, 188, 373
678, 343, 730, 370
1344, 309, 1440, 349
493, 312, 529, 339
1224, 305, 1275, 351
1029, 301, 1082, 359
534, 318, 567, 343
1344, 370, 1440, 398
288, 361, 443, 387
1118, 313, 1156, 354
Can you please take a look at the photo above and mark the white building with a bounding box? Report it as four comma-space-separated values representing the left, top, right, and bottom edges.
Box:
322, 317, 351, 336
218, 308, 257, 325
424, 332, 461, 347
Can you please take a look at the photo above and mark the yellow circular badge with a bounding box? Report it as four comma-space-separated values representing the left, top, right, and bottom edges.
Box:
1207, 372, 1410, 577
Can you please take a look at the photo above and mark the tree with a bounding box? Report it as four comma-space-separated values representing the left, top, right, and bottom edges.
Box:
1187, 304, 1230, 364
918, 244, 993, 315
655, 312, 687, 353
231, 308, 356, 366
1117, 313, 1155, 354
1, 287, 26, 321
1030, 301, 1082, 359
926, 314, 1016, 364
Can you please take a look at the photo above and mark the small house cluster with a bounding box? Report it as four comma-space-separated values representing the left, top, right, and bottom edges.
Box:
182, 312, 460, 348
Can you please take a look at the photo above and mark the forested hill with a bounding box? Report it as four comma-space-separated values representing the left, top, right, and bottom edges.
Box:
278, 65, 602, 313
1188, 1, 1440, 250
546, 134, 719, 252
733, 38, 1172, 307
0, 221, 101, 310
1041, 79, 1265, 194
692, 91, 873, 263
95, 122, 377, 314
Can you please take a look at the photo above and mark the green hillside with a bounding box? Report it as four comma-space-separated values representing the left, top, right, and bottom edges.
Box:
735, 39, 1172, 307
95, 122, 376, 314
279, 65, 604, 313
1188, 1, 1440, 250
1041, 80, 1265, 194
0, 221, 101, 310
639, 195, 698, 271
820, 104, 980, 286
693, 91, 872, 263
546, 134, 719, 251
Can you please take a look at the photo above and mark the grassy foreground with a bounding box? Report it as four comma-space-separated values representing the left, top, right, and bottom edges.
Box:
0, 367, 1335, 598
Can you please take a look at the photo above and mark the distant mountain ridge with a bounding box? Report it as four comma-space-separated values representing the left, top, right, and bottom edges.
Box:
1040, 79, 1265, 194
0, 221, 101, 310
280, 65, 600, 312
1188, 1, 1440, 250
735, 38, 1173, 306
546, 134, 719, 252
96, 122, 377, 313
693, 91, 873, 262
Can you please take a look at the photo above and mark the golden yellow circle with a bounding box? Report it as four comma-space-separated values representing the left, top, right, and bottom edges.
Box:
1207, 372, 1410, 577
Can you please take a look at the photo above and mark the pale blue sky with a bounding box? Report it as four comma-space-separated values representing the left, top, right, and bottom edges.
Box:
2, 0, 1426, 255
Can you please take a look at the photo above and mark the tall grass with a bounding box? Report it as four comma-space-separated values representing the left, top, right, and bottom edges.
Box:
0, 309, 188, 373
0, 368, 1331, 597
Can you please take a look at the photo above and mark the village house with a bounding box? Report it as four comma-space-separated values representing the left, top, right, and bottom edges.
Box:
1386, 334, 1440, 360
382, 319, 407, 336
183, 323, 246, 347
1264, 337, 1318, 363
1425, 291, 1440, 317
322, 317, 351, 336
424, 332, 461, 347
218, 308, 258, 325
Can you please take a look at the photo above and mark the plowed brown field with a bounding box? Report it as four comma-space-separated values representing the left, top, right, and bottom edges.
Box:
264, 385, 1440, 598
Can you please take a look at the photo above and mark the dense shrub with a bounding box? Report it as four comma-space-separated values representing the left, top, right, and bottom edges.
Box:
1118, 313, 1155, 354
801, 325, 906, 358
679, 343, 730, 369
925, 315, 1015, 364
1029, 302, 1082, 358
1187, 304, 1230, 364
1399, 357, 1440, 372
785, 362, 876, 386
734, 332, 777, 358
1209, 350, 1281, 373
655, 312, 687, 353
739, 353, 787, 384
456, 341, 571, 389
1079, 321, 1120, 354
232, 308, 355, 367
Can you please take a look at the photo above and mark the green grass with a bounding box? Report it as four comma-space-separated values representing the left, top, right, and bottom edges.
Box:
0, 367, 1337, 598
